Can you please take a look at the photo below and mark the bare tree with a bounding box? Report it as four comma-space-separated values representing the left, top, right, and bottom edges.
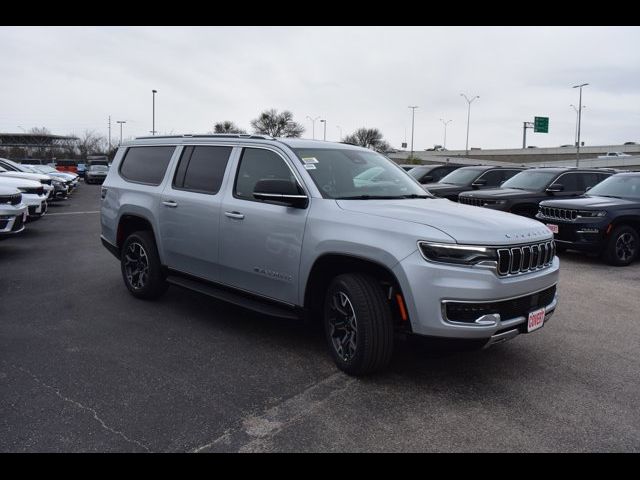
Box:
29, 127, 52, 135
250, 109, 305, 138
343, 128, 392, 153
213, 121, 246, 134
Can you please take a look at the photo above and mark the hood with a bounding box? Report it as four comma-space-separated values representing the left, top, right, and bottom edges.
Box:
0, 175, 42, 188
541, 195, 640, 209
461, 188, 539, 199
0, 171, 50, 183
48, 172, 74, 181
0, 186, 21, 195
422, 183, 463, 194
336, 198, 552, 246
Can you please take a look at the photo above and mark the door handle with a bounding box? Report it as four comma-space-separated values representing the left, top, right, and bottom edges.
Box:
224, 211, 244, 220
162, 200, 178, 208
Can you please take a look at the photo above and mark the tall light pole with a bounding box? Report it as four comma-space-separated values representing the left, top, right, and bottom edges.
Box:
573, 83, 588, 166
108, 116, 112, 151
306, 115, 320, 139
336, 125, 343, 141
408, 106, 418, 158
439, 118, 452, 150
152, 89, 158, 135
460, 93, 479, 156
319, 119, 327, 140
116, 120, 126, 145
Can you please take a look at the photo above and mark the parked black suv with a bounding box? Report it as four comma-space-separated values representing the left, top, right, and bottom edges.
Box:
423, 166, 526, 201
459, 168, 614, 218
536, 172, 640, 265
407, 163, 464, 184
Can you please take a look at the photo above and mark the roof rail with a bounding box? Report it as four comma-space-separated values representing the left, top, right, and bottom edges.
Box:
134, 133, 276, 140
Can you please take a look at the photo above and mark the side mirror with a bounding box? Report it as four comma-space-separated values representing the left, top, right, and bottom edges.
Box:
421, 175, 433, 183
585, 186, 592, 191
471, 179, 487, 188
546, 183, 564, 193
253, 179, 308, 208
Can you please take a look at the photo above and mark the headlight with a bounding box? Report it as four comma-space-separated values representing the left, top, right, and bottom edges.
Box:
576, 210, 606, 218
418, 242, 498, 266
485, 199, 507, 206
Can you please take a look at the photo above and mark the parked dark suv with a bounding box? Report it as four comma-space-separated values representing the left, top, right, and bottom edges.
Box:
424, 166, 526, 201
459, 168, 614, 218
537, 172, 640, 265
407, 164, 464, 184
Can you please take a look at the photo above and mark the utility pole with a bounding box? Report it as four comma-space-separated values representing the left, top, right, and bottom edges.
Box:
108, 115, 112, 151
408, 106, 418, 158
573, 83, 588, 167
306, 116, 320, 139
320, 119, 327, 140
152, 89, 158, 135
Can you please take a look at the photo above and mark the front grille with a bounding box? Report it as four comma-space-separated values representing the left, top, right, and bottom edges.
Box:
41, 179, 52, 185
459, 196, 483, 206
0, 193, 22, 205
445, 285, 556, 323
21, 187, 45, 195
497, 240, 555, 276
539, 206, 578, 221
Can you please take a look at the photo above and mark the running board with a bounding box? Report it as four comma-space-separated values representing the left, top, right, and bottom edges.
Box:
166, 274, 300, 320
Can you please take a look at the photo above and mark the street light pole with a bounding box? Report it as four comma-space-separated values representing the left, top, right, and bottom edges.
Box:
320, 119, 327, 140
408, 106, 418, 158
152, 89, 157, 135
570, 104, 586, 150
460, 93, 479, 156
306, 116, 320, 139
439, 119, 452, 150
572, 83, 588, 167
116, 120, 126, 145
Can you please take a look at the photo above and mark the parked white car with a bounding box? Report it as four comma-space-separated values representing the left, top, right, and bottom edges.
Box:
0, 186, 28, 237
0, 159, 55, 200
0, 176, 48, 220
597, 152, 632, 158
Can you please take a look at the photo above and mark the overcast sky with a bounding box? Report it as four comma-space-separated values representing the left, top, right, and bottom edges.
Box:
1, 26, 639, 150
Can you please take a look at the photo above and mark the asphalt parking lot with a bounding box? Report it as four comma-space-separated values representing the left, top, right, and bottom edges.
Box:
1, 184, 639, 452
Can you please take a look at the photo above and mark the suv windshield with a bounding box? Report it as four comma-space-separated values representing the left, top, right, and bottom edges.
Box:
89, 165, 109, 172
501, 170, 559, 191
291, 148, 428, 199
438, 168, 484, 186
588, 175, 640, 199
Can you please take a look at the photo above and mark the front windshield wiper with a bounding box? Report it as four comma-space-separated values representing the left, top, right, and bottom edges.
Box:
335, 194, 427, 200
400, 193, 431, 199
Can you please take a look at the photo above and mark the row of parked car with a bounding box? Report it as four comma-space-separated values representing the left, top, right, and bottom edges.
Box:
401, 163, 640, 266
0, 157, 82, 239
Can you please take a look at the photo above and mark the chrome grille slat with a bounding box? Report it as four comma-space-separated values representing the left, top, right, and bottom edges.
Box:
539, 206, 579, 221
495, 240, 555, 277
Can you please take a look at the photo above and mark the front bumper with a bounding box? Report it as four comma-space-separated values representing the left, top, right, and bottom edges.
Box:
393, 249, 560, 340
537, 216, 608, 253
0, 205, 28, 236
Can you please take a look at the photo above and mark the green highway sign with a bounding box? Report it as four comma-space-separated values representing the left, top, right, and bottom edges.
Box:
534, 116, 549, 133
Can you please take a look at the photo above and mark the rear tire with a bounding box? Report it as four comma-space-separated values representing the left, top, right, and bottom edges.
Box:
120, 230, 168, 299
323, 273, 394, 375
603, 225, 638, 266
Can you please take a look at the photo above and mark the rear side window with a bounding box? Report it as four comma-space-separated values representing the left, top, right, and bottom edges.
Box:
120, 146, 176, 185
173, 146, 232, 194
556, 172, 580, 191
580, 173, 601, 190
477, 169, 504, 186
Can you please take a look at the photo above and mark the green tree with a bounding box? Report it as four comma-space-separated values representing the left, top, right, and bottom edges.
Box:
250, 109, 305, 138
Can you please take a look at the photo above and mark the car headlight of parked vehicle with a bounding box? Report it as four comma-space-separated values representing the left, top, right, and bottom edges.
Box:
576, 210, 607, 218
418, 242, 498, 266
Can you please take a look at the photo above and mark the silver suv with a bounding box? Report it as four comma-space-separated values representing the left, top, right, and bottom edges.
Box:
100, 135, 559, 375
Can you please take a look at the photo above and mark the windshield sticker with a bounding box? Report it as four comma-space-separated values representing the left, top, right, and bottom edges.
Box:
304, 164, 317, 170
302, 157, 319, 164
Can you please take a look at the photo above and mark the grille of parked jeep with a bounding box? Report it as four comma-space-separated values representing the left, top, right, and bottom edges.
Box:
497, 240, 555, 276
0, 193, 22, 205
539, 206, 578, 221
445, 285, 556, 323
459, 196, 483, 206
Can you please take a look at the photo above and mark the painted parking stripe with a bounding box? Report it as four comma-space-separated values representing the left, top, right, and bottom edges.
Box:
45, 211, 100, 216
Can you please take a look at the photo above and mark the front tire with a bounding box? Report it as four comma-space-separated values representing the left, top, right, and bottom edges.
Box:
120, 231, 168, 299
323, 273, 394, 375
603, 225, 638, 266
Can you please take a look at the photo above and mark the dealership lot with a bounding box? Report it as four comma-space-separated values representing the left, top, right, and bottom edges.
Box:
0, 185, 639, 452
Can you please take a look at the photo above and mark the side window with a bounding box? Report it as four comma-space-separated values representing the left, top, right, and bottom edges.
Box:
430, 168, 447, 182
557, 173, 580, 191
172, 146, 232, 194
598, 173, 612, 183
234, 148, 297, 201
120, 146, 176, 185
477, 170, 504, 186
502, 170, 522, 182
580, 173, 601, 191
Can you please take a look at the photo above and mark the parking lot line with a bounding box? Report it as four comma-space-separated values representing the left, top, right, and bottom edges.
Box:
45, 211, 100, 216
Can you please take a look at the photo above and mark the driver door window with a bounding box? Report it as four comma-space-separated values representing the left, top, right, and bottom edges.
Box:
234, 148, 296, 201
